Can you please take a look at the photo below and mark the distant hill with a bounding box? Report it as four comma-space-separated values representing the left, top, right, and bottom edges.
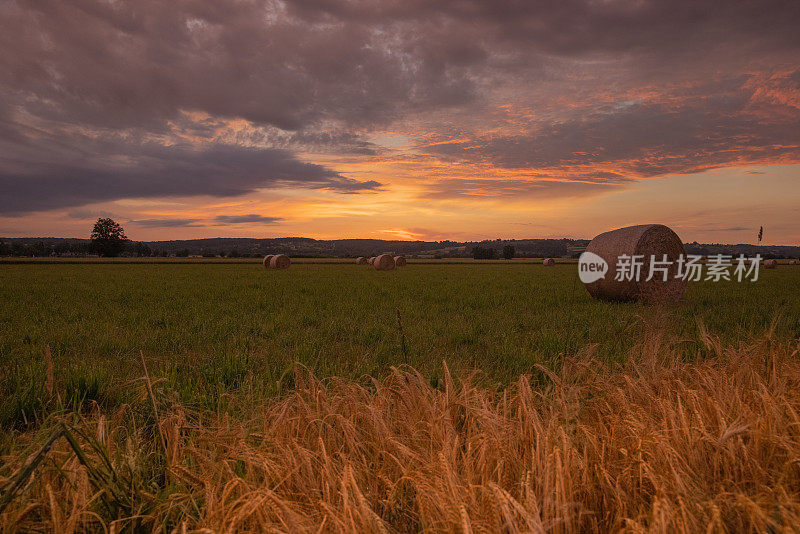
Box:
1, 236, 798, 259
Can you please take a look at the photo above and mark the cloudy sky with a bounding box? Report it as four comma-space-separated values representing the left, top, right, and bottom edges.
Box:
1, 0, 799, 243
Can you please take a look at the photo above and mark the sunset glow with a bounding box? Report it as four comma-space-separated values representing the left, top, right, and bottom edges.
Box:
1, 1, 799, 244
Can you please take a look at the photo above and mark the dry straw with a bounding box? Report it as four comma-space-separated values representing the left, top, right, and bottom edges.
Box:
262, 255, 274, 269
368, 257, 376, 265
584, 224, 687, 302
393, 256, 407, 267
270, 254, 291, 270
356, 257, 368, 265
4, 331, 800, 532
542, 258, 555, 266
373, 254, 395, 271
763, 259, 778, 269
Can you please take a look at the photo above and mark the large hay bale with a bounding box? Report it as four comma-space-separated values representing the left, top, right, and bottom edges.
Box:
763, 259, 778, 269
394, 256, 407, 267
263, 255, 274, 269
270, 254, 291, 270
356, 257, 368, 265
368, 257, 376, 265
542, 258, 555, 266
583, 224, 687, 302
373, 254, 395, 271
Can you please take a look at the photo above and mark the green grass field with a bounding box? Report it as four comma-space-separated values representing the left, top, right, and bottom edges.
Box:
2, 262, 799, 428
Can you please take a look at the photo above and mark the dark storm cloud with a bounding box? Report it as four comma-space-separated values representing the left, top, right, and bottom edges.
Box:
214, 215, 284, 224
1, 0, 800, 210
130, 215, 284, 227
0, 130, 381, 215
284, 0, 800, 84
0, 0, 478, 132
4, 0, 797, 132
424, 80, 800, 178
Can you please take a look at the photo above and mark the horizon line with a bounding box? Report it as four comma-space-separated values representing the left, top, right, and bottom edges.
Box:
1, 235, 795, 247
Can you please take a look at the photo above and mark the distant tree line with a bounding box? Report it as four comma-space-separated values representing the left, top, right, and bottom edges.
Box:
0, 240, 90, 257
470, 241, 570, 259
5, 238, 791, 260
2, 222, 796, 259
470, 245, 516, 260
0, 219, 271, 258
0, 240, 274, 258
0, 239, 160, 258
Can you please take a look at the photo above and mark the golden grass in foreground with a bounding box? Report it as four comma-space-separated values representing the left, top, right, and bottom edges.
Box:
2, 329, 800, 532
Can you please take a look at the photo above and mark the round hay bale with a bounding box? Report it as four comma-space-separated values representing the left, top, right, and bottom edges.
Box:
763, 259, 777, 269
356, 256, 368, 265
789, 259, 798, 265
542, 258, 555, 266
583, 224, 687, 303
373, 254, 395, 271
263, 255, 274, 269
270, 254, 291, 270
394, 255, 407, 267
368, 257, 376, 265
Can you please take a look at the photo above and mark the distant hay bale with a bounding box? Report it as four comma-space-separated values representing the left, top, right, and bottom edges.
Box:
584, 224, 687, 303
368, 257, 376, 265
263, 255, 274, 269
270, 254, 291, 270
789, 259, 798, 265
763, 259, 778, 269
373, 254, 396, 271
542, 258, 555, 266
356, 257, 368, 265
394, 256, 407, 267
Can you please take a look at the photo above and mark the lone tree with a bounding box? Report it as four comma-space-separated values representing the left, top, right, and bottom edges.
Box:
502, 244, 515, 260
90, 218, 128, 257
